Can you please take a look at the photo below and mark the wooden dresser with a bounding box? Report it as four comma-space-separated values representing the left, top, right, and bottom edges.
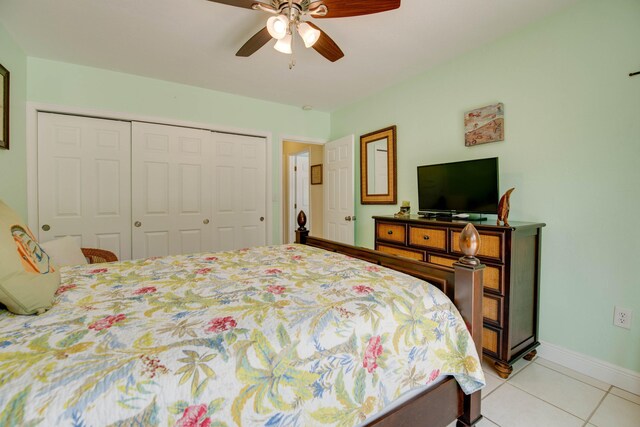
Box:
373, 215, 545, 378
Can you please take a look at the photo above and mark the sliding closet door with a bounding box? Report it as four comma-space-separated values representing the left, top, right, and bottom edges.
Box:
131, 122, 212, 259
211, 133, 266, 251
37, 113, 132, 259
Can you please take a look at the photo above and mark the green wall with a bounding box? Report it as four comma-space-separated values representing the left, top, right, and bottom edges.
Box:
331, 0, 640, 372
0, 23, 27, 218
25, 58, 330, 243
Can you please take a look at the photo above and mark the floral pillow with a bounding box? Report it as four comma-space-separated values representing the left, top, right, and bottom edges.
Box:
0, 200, 60, 314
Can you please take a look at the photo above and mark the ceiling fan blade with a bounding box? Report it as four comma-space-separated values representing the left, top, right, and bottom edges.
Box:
307, 23, 344, 62
206, 0, 262, 10
310, 0, 401, 18
236, 27, 272, 57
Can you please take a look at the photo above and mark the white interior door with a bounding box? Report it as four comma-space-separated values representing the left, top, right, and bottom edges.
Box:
289, 152, 310, 243
211, 132, 266, 251
37, 113, 132, 260
324, 135, 355, 245
132, 122, 212, 259
296, 153, 310, 227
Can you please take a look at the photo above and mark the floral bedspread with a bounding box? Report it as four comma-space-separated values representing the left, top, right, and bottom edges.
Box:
0, 244, 484, 427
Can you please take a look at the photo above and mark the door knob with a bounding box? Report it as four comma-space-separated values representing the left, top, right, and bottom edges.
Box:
345, 216, 352, 221
203, 219, 210, 224
42, 224, 51, 231
352, 216, 357, 221
260, 217, 265, 222
134, 221, 142, 228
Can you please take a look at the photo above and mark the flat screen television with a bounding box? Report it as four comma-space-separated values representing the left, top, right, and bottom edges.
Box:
417, 157, 499, 217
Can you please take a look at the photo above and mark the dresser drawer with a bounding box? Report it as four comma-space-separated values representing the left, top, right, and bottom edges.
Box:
377, 223, 406, 244
483, 294, 503, 327
483, 326, 502, 359
428, 254, 504, 295
451, 229, 504, 262
377, 244, 424, 261
409, 226, 447, 251
428, 254, 457, 269
483, 264, 504, 295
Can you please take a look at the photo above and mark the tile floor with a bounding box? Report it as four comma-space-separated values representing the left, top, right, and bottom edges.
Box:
448, 356, 640, 427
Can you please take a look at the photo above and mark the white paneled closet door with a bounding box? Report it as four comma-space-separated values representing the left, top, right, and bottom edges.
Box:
211, 133, 266, 251
132, 122, 213, 259
294, 153, 310, 241
37, 113, 132, 259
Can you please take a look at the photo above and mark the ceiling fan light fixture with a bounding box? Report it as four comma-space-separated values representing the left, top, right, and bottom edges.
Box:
274, 33, 293, 54
267, 15, 289, 40
297, 22, 321, 48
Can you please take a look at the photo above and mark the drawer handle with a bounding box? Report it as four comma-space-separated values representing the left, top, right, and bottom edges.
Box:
423, 235, 430, 240
387, 230, 393, 235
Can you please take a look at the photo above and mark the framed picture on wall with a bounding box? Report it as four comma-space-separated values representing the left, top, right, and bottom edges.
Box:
0, 63, 9, 150
310, 164, 323, 185
464, 103, 504, 147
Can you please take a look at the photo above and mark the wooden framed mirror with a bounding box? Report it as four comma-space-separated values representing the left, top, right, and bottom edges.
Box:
360, 125, 397, 204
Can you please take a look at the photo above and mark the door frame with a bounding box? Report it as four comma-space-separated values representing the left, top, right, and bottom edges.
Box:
26, 102, 274, 245
279, 136, 326, 244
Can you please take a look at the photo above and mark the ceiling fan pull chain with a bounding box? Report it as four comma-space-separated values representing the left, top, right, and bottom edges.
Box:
290, 27, 296, 69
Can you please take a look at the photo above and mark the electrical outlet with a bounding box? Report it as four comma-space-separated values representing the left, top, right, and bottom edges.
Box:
613, 306, 632, 329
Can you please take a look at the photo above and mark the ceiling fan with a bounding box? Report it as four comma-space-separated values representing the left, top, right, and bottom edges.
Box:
206, 0, 401, 66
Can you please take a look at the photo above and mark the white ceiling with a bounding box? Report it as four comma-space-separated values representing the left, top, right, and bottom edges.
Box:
0, 0, 576, 112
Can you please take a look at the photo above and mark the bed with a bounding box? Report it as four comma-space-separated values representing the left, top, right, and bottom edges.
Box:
0, 217, 485, 427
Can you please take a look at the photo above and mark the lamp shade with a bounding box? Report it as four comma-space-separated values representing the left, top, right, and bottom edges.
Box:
274, 33, 292, 54
298, 22, 321, 48
267, 15, 289, 40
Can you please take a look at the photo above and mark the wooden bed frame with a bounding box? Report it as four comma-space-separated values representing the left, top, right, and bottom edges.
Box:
295, 213, 484, 427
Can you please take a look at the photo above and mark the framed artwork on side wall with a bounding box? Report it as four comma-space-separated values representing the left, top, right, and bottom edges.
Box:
310, 164, 323, 185
0, 63, 9, 150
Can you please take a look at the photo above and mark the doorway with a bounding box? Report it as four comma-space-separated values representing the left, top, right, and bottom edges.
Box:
288, 151, 310, 243
282, 141, 324, 244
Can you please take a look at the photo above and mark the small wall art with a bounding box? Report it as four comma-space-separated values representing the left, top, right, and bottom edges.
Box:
465, 103, 504, 147
310, 164, 323, 185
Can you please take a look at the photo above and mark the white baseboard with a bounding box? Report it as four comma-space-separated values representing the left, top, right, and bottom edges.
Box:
538, 340, 640, 395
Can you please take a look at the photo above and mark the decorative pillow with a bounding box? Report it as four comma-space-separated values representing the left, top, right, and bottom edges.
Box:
41, 236, 88, 267
0, 200, 60, 315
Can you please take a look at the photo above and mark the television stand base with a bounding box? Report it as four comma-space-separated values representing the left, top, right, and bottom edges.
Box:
418, 211, 452, 219
463, 214, 487, 221
417, 212, 487, 221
